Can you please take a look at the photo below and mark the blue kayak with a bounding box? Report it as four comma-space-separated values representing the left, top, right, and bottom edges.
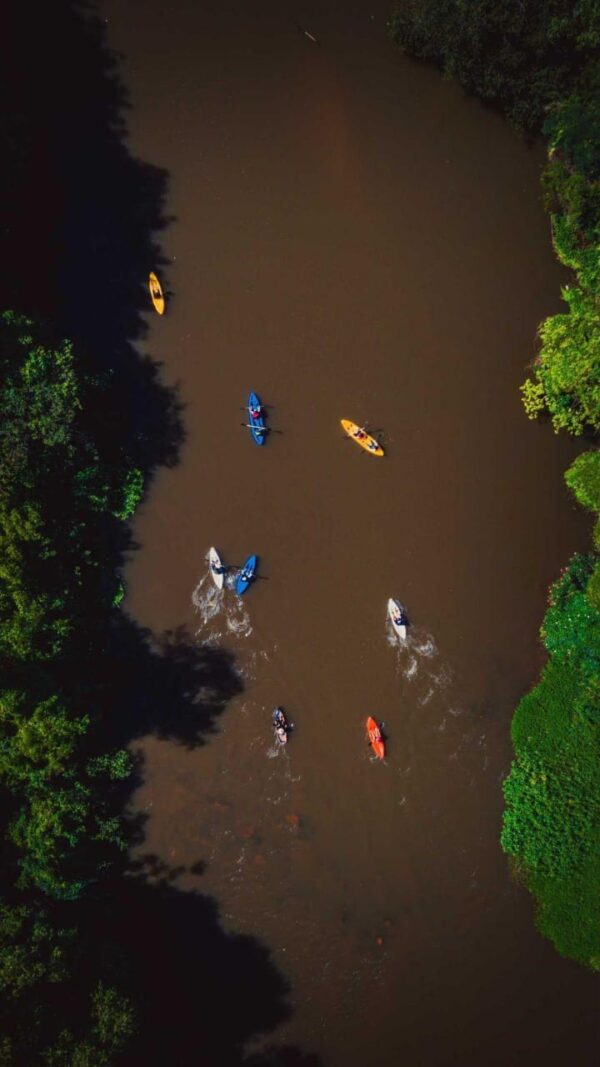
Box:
247, 391, 267, 446
236, 554, 258, 595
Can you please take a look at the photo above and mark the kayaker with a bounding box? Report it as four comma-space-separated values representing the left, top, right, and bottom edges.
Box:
250, 405, 261, 419
353, 427, 366, 440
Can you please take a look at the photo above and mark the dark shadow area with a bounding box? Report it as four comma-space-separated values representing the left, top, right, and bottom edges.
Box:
87, 624, 325, 1066
106, 861, 292, 1066
3, 0, 182, 479
1, 2, 323, 1063
102, 619, 245, 751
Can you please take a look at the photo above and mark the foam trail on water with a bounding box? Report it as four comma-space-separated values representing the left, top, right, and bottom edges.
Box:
192, 570, 252, 638
192, 572, 224, 624
432, 664, 453, 687
225, 598, 252, 638
386, 627, 399, 649
404, 656, 418, 680
413, 634, 437, 658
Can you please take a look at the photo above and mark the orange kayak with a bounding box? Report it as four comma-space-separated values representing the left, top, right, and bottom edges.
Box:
366, 716, 385, 760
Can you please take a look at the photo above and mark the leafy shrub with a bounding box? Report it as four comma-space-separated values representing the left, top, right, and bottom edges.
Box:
113, 467, 144, 520
502, 752, 598, 875
531, 847, 600, 971
542, 554, 600, 677
524, 283, 600, 435
565, 450, 600, 512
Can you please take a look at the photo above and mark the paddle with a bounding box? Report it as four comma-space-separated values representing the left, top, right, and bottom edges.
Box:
229, 563, 268, 580
239, 424, 283, 435
294, 20, 319, 43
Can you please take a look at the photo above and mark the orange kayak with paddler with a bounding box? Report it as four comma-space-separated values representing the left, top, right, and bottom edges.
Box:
366, 716, 385, 760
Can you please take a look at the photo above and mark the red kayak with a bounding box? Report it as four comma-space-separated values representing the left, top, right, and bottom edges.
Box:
366, 716, 385, 760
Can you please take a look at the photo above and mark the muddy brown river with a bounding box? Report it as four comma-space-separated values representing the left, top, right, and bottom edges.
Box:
102, 1, 599, 1063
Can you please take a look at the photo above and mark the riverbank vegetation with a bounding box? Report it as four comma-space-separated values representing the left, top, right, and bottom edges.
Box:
0, 310, 138, 1060
390, 0, 600, 968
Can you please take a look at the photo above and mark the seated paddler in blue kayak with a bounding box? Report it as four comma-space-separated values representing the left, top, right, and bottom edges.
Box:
235, 554, 258, 595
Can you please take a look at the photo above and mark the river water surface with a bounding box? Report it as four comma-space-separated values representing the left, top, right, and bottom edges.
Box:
103, 2, 599, 1063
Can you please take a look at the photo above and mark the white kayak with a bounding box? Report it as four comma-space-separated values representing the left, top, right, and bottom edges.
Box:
208, 547, 225, 589
388, 597, 407, 640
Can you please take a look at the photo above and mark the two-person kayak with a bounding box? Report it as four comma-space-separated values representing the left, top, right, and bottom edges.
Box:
246, 392, 267, 445
341, 418, 384, 457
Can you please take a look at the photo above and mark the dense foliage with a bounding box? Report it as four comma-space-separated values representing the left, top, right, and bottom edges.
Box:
389, 0, 600, 134
522, 75, 600, 434
501, 558, 600, 967
390, 0, 600, 968
0, 312, 137, 1061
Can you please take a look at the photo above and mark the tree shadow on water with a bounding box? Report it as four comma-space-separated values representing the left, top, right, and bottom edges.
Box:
85, 613, 324, 1064
105, 856, 314, 1066
105, 618, 245, 751
3, 0, 182, 478
83, 865, 321, 1067
96, 618, 322, 1064
2, 2, 323, 1062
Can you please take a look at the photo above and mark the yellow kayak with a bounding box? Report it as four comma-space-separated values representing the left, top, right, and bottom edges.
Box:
148, 271, 165, 315
341, 419, 384, 457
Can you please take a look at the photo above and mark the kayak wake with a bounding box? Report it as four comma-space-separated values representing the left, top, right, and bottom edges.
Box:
192, 572, 252, 638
